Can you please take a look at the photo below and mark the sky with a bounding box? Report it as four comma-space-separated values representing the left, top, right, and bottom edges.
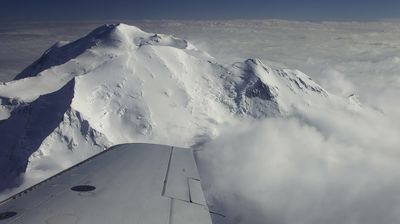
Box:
1, 0, 400, 22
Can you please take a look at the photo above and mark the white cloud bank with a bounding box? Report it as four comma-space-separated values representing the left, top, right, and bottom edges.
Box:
197, 101, 400, 224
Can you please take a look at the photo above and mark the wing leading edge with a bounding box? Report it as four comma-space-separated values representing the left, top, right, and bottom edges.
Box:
0, 143, 212, 224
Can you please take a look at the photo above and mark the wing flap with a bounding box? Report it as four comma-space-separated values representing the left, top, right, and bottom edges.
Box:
188, 178, 207, 206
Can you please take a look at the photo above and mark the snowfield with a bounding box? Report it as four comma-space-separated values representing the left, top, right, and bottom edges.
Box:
1, 22, 400, 224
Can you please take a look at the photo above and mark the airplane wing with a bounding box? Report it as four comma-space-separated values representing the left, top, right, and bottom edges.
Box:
0, 143, 213, 224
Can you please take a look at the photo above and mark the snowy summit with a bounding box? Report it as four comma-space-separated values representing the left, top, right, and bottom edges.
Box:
0, 23, 359, 192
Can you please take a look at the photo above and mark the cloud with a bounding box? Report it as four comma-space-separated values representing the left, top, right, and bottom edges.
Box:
318, 68, 355, 96
196, 103, 400, 224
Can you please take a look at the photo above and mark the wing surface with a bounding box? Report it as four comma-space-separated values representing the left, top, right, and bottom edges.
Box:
0, 143, 212, 224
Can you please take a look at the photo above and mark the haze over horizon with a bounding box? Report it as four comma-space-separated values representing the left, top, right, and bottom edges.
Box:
1, 0, 400, 22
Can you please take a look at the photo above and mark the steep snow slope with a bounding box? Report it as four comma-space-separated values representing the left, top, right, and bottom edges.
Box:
0, 23, 360, 192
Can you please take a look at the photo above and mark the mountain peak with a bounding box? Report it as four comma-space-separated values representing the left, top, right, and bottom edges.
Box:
14, 24, 198, 81
85, 23, 145, 46
0, 23, 355, 194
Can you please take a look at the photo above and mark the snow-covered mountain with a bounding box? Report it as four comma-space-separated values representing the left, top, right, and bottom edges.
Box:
0, 23, 360, 192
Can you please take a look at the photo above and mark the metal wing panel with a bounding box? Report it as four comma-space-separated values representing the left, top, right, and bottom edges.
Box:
163, 147, 201, 202
170, 199, 212, 224
0, 143, 212, 224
